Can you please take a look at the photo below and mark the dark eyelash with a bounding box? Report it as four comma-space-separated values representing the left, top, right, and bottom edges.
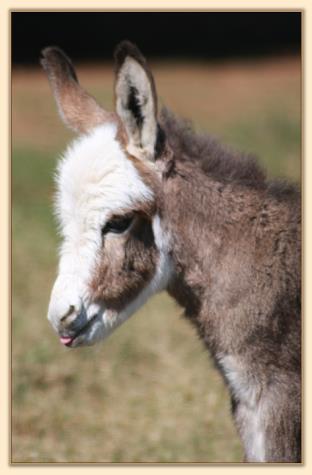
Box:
101, 215, 134, 236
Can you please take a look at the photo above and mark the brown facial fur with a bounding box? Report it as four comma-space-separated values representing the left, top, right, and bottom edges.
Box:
90, 214, 158, 312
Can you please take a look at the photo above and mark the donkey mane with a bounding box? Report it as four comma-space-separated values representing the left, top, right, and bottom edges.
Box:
160, 107, 300, 203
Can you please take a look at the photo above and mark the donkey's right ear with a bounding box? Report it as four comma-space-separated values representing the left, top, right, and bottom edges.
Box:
41, 47, 110, 134
114, 41, 159, 162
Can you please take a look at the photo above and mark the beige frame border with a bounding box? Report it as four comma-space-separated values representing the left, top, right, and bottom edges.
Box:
1, 1, 310, 473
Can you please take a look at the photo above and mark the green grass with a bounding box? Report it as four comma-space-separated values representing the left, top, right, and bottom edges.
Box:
223, 110, 301, 181
12, 58, 300, 463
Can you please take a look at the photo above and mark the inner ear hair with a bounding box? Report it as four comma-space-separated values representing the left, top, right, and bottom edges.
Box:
114, 41, 158, 161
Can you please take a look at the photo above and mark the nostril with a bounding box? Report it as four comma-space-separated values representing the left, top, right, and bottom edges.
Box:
60, 304, 77, 324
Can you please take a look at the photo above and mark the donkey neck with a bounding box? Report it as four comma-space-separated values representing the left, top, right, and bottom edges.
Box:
157, 114, 269, 352
162, 158, 259, 309
158, 134, 299, 359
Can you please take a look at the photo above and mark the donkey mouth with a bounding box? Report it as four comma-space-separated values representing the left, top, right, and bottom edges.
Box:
59, 313, 99, 347
60, 336, 74, 346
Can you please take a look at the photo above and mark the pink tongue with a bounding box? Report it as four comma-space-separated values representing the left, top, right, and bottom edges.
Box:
60, 336, 73, 345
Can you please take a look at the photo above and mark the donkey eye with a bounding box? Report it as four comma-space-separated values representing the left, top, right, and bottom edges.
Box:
101, 215, 134, 236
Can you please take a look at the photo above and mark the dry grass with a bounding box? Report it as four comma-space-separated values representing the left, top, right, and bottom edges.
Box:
12, 55, 300, 463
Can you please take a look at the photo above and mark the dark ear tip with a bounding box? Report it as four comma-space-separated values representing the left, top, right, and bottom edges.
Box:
40, 46, 77, 81
40, 46, 66, 63
114, 40, 146, 69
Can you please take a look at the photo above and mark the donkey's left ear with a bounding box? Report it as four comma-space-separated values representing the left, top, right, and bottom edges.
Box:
114, 41, 158, 161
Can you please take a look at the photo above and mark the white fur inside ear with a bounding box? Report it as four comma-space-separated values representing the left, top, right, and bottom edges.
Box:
116, 57, 157, 161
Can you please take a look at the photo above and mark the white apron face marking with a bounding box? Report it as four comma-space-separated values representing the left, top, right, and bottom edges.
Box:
47, 123, 172, 347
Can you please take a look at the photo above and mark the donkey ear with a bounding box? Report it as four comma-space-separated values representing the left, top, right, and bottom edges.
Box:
41, 47, 111, 134
114, 41, 158, 161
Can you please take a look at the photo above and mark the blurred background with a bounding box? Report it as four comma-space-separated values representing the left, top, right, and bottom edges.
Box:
12, 12, 301, 463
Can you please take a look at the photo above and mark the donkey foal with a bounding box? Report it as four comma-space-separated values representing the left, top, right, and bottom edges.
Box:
43, 41, 301, 463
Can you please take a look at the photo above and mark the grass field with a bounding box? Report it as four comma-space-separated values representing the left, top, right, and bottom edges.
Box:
12, 55, 301, 463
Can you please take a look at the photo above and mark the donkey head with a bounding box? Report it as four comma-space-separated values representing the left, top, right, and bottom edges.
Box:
43, 42, 172, 347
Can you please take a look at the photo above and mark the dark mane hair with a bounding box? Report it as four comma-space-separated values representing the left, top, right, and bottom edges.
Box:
160, 107, 300, 202
160, 107, 266, 189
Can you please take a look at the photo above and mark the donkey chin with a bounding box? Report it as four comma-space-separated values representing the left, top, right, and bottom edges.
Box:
48, 271, 173, 347
47, 274, 163, 348
48, 286, 117, 348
